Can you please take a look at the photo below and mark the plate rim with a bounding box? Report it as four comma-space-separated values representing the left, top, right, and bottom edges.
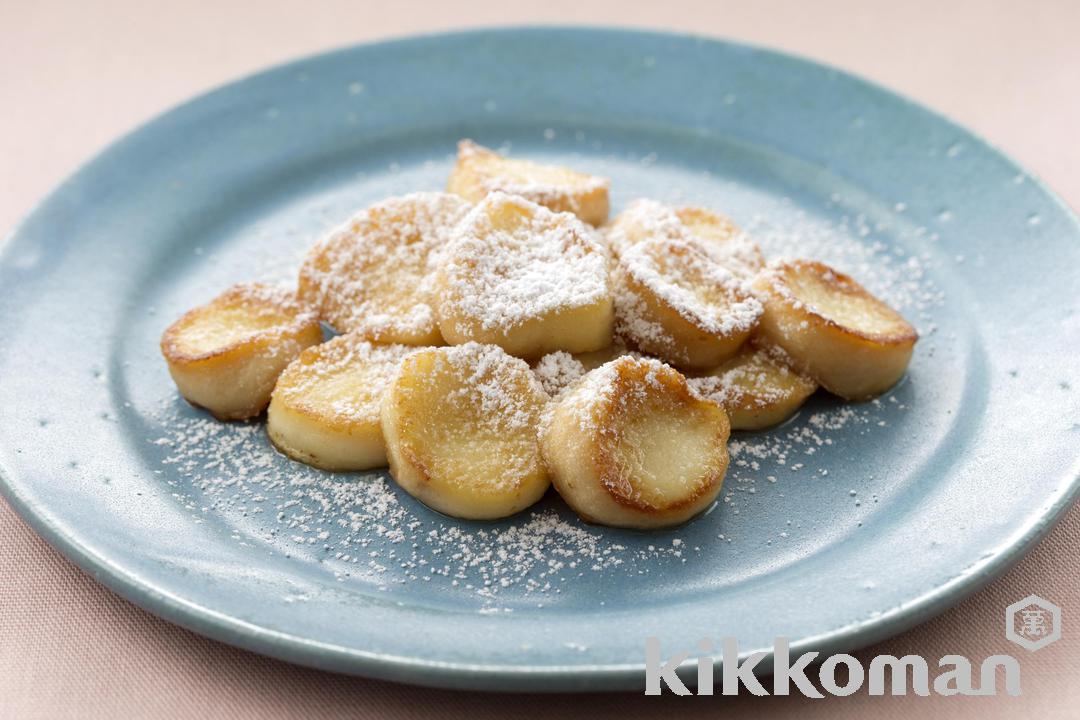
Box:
2, 25, 1079, 691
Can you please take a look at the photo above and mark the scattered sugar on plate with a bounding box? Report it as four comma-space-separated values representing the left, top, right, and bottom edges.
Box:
145, 150, 942, 611
152, 398, 699, 606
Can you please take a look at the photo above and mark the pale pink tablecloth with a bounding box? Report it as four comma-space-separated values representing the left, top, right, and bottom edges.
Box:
2, 1, 1078, 717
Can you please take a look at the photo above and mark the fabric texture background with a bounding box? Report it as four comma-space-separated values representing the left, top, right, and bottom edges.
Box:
2, 1, 1078, 717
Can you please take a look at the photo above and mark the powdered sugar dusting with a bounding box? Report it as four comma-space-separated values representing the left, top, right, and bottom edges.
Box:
532, 351, 587, 397
229, 282, 315, 317
437, 192, 609, 331
150, 397, 702, 608
608, 199, 764, 278
613, 238, 762, 360
607, 198, 686, 255
145, 142, 941, 611
298, 192, 470, 339
747, 208, 942, 330
431, 342, 545, 433
273, 334, 418, 425
688, 344, 812, 409
164, 282, 317, 358
458, 139, 610, 207
544, 355, 677, 437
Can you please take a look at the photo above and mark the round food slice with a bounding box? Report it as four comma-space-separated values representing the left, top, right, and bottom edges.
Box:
447, 140, 610, 226
614, 237, 762, 369
435, 191, 613, 359
674, 205, 765, 278
380, 343, 550, 519
607, 199, 765, 278
540, 356, 730, 529
689, 342, 817, 430
267, 334, 419, 470
297, 192, 471, 344
160, 283, 322, 420
605, 198, 687, 257
751, 259, 918, 400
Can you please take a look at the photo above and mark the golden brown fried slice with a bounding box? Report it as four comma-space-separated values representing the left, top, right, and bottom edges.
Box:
614, 237, 761, 369
690, 342, 817, 430
606, 199, 765, 278
160, 283, 322, 420
540, 356, 730, 529
267, 334, 419, 470
605, 198, 687, 257
751, 259, 918, 400
380, 343, 550, 519
674, 205, 765, 278
435, 191, 613, 359
298, 192, 471, 344
447, 140, 610, 225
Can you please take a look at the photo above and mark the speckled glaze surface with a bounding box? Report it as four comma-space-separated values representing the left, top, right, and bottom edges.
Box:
1, 28, 1078, 691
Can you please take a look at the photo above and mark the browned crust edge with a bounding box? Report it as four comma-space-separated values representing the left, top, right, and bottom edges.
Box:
760, 259, 919, 346
591, 359, 730, 515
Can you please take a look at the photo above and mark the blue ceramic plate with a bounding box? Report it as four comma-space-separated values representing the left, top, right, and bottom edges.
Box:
1, 28, 1078, 691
